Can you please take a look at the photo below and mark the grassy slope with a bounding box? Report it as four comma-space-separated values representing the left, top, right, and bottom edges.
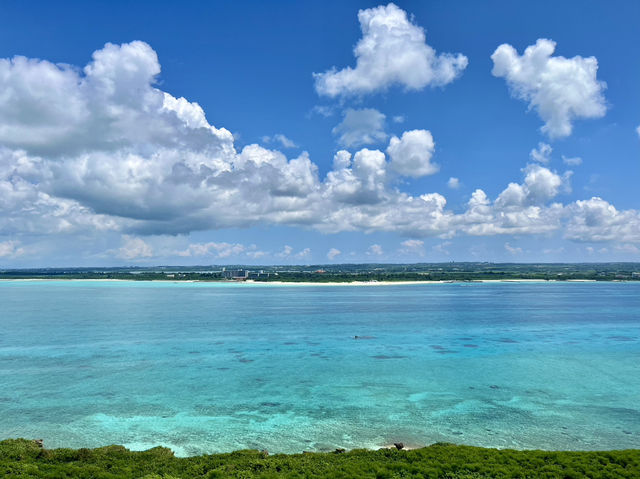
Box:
1, 439, 639, 478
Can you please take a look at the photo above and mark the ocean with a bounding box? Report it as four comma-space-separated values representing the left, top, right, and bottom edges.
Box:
0, 280, 638, 456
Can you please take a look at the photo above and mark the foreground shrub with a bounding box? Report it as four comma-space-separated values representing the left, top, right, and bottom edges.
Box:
0, 439, 638, 478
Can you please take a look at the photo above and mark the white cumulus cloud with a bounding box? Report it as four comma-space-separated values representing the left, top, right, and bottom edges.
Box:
314, 3, 467, 97
491, 38, 606, 138
496, 164, 566, 208
447, 177, 460, 189
327, 248, 341, 260
530, 142, 552, 163
564, 197, 640, 243
115, 235, 153, 260
386, 129, 437, 177
0, 40, 638, 258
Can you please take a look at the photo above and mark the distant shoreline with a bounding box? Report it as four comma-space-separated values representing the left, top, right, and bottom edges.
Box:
0, 278, 611, 286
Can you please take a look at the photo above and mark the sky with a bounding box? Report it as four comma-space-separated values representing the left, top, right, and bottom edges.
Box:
0, 0, 639, 267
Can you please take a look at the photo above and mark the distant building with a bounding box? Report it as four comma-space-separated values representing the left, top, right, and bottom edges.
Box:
222, 269, 249, 280
222, 269, 270, 280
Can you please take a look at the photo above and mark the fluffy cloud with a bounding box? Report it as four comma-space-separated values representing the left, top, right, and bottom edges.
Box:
637, 126, 640, 138
115, 235, 153, 260
447, 177, 460, 189
495, 164, 566, 208
332, 108, 387, 148
1, 41, 561, 243
491, 39, 606, 138
276, 245, 311, 260
530, 142, 552, 164
459, 164, 569, 237
565, 197, 640, 243
0, 40, 637, 257
327, 248, 341, 260
314, 3, 467, 97
367, 244, 384, 256
277, 245, 294, 258
386, 129, 437, 177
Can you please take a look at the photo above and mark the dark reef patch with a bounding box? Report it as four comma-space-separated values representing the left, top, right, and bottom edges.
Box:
608, 335, 634, 341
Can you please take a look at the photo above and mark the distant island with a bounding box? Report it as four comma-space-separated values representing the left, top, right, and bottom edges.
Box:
1, 262, 639, 282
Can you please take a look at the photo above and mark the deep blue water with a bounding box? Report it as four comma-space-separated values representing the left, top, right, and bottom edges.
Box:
0, 280, 639, 456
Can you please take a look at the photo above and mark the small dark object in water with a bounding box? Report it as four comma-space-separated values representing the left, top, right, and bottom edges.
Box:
354, 335, 375, 340
394, 442, 404, 450
334, 448, 346, 454
489, 385, 500, 389
623, 430, 632, 435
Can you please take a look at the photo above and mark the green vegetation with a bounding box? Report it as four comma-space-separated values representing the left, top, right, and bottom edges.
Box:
1, 439, 639, 478
1, 263, 639, 282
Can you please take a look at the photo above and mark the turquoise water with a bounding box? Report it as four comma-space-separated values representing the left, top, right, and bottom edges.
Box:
0, 280, 639, 456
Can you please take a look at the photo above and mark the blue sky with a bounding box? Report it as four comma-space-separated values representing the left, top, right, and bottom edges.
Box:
0, 0, 639, 266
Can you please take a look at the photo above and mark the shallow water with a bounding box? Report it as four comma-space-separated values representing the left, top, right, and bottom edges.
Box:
0, 280, 639, 456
